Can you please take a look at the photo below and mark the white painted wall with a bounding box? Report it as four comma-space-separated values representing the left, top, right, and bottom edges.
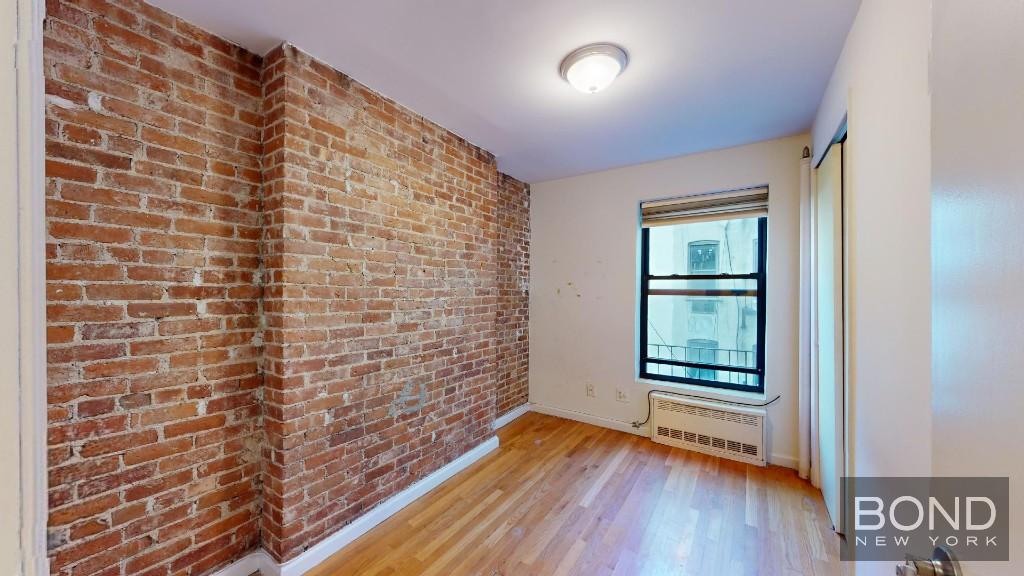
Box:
1, 0, 48, 574
0, 1, 22, 570
811, 0, 932, 574
812, 0, 932, 477
931, 0, 1024, 573
529, 133, 808, 467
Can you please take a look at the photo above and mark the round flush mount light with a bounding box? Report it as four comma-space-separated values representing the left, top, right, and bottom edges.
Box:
559, 43, 629, 94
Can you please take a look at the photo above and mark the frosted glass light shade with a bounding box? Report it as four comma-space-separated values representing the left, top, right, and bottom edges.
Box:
560, 43, 628, 94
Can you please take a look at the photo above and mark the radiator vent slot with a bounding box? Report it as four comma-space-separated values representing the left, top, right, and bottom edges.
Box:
649, 393, 766, 466
655, 399, 760, 427
655, 426, 759, 458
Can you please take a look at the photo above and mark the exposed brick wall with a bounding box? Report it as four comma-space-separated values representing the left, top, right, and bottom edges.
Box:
44, 1, 263, 575
495, 175, 531, 417
45, 1, 531, 572
258, 45, 530, 561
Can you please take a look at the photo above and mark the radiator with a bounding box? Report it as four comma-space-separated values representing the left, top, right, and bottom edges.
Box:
649, 392, 766, 466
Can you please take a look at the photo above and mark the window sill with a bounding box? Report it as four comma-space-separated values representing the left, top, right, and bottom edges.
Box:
636, 378, 767, 404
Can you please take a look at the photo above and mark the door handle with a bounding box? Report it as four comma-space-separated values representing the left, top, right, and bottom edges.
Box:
895, 547, 961, 576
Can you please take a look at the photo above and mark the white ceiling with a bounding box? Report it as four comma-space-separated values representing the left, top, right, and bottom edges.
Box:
150, 0, 860, 183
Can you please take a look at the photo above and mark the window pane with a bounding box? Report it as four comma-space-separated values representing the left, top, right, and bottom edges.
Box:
647, 216, 762, 276
645, 294, 759, 369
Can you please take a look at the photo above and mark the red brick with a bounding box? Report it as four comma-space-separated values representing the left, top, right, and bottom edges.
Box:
84, 284, 164, 301
81, 321, 155, 340
49, 493, 121, 526
163, 414, 226, 438
127, 302, 196, 318
47, 342, 124, 364
47, 140, 133, 171
60, 183, 141, 208
80, 430, 158, 457
139, 403, 198, 426
94, 207, 172, 230
124, 437, 192, 466
48, 263, 124, 282
48, 304, 124, 323
123, 469, 193, 502
44, 6, 530, 572
49, 221, 134, 244
83, 357, 159, 379
47, 159, 97, 183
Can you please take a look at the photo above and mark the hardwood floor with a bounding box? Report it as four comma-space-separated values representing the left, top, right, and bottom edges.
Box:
306, 412, 841, 576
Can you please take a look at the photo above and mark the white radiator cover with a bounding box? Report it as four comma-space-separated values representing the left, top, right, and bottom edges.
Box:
649, 392, 767, 466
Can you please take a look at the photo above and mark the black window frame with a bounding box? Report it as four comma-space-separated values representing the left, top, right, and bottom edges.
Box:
639, 216, 767, 394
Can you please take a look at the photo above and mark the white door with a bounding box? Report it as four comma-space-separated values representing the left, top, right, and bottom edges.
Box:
815, 141, 845, 531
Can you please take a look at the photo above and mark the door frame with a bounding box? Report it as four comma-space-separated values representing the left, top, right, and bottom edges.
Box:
1, 0, 48, 573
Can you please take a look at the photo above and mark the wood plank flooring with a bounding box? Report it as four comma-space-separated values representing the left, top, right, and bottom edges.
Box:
306, 412, 841, 576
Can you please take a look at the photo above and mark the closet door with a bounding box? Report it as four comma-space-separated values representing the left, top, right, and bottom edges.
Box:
816, 141, 845, 531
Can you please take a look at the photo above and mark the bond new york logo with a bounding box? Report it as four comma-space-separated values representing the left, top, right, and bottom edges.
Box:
840, 477, 1009, 562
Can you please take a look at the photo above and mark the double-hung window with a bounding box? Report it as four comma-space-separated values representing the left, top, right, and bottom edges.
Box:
639, 187, 768, 393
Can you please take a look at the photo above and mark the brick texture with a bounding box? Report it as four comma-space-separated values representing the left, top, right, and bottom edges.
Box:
495, 175, 530, 418
45, 1, 530, 573
45, 2, 263, 574
258, 45, 530, 561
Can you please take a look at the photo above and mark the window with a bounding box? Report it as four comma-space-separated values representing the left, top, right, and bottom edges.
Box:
640, 200, 767, 393
685, 338, 720, 381
688, 241, 719, 274
690, 298, 717, 315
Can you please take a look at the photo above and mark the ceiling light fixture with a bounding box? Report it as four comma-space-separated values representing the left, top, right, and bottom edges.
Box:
559, 43, 629, 94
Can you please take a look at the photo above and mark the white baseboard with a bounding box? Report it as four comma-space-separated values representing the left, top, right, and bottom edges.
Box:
529, 403, 648, 437
492, 403, 531, 430
276, 435, 498, 575
208, 436, 499, 576
769, 453, 799, 470
209, 410, 794, 575
208, 549, 276, 576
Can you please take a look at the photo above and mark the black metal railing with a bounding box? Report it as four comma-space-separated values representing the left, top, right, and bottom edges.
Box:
645, 344, 757, 387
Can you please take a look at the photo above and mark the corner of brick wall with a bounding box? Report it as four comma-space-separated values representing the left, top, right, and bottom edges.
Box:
255, 45, 531, 561
44, 1, 531, 573
495, 175, 531, 418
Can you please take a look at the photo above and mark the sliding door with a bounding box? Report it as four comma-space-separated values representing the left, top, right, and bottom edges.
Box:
816, 141, 845, 530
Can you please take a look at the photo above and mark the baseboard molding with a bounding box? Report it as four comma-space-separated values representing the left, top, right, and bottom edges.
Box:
208, 549, 276, 576
770, 453, 799, 470
209, 436, 499, 576
211, 411, 794, 575
276, 435, 498, 575
529, 403, 648, 437
492, 403, 531, 430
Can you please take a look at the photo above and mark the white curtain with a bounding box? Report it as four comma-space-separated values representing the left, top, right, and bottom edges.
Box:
797, 148, 819, 485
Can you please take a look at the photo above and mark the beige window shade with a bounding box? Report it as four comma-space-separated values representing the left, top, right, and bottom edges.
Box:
641, 186, 769, 228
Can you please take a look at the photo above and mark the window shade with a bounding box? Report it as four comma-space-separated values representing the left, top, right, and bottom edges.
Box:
641, 186, 769, 228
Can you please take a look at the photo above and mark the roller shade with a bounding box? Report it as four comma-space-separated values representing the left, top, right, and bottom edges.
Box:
641, 186, 769, 228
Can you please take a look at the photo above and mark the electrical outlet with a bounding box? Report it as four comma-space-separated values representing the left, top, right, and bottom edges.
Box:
585, 382, 595, 398
615, 388, 629, 403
